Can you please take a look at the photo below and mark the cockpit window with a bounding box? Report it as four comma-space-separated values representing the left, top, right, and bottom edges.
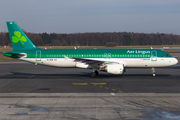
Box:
163, 54, 171, 57
166, 54, 171, 57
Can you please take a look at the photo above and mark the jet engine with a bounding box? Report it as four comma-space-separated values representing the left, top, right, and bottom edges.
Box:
105, 64, 124, 74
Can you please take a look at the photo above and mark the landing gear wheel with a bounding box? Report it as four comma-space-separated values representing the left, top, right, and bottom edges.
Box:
152, 67, 156, 77
90, 70, 99, 78
95, 70, 99, 76
90, 72, 96, 78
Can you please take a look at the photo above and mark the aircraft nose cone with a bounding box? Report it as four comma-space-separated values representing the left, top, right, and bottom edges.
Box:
173, 58, 178, 65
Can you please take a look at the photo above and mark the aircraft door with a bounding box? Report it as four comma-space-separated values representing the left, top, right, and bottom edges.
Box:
108, 53, 111, 59
36, 51, 41, 61
104, 53, 107, 59
151, 51, 157, 61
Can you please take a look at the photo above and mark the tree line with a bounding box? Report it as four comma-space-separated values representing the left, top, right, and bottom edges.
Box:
0, 32, 180, 46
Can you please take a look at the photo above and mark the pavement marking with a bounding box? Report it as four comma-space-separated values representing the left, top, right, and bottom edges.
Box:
94, 84, 177, 108
171, 104, 177, 106
72, 83, 88, 85
160, 101, 166, 104
111, 93, 115, 95
111, 89, 116, 91
91, 83, 107, 85
91, 82, 177, 108
150, 99, 156, 101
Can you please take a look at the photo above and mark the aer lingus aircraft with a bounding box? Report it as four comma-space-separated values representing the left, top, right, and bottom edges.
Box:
3, 22, 178, 77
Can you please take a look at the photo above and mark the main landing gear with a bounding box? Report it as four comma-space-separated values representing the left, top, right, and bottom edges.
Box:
90, 70, 99, 78
152, 67, 155, 77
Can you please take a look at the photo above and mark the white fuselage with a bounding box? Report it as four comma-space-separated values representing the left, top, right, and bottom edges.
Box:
20, 57, 178, 68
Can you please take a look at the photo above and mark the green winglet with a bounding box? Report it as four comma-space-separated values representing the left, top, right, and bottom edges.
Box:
6, 22, 39, 51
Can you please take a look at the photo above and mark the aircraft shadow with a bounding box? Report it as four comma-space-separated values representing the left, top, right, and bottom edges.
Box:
0, 72, 172, 79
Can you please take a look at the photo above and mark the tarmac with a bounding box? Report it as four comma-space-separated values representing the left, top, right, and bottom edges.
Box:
0, 62, 180, 120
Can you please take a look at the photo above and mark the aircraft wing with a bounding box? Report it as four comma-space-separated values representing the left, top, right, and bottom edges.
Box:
64, 55, 127, 68
72, 57, 120, 68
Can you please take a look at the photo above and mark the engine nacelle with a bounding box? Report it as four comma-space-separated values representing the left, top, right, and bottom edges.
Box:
106, 64, 124, 74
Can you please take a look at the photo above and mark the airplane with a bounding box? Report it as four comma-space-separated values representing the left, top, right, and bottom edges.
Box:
3, 22, 178, 77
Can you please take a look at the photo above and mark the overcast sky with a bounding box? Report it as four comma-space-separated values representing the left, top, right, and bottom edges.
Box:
0, 0, 180, 34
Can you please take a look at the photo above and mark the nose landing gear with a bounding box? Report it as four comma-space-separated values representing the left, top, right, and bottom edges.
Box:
152, 67, 155, 77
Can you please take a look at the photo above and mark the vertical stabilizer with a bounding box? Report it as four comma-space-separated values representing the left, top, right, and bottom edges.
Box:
6, 22, 38, 51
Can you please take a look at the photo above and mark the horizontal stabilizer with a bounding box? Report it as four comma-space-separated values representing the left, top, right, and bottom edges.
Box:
4, 52, 26, 58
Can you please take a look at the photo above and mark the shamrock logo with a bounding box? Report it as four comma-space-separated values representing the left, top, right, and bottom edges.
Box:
12, 31, 27, 45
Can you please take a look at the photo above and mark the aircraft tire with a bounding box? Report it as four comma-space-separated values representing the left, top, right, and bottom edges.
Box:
90, 72, 97, 78
95, 70, 99, 76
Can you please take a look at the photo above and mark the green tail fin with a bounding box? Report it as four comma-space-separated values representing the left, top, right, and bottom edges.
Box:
6, 22, 38, 51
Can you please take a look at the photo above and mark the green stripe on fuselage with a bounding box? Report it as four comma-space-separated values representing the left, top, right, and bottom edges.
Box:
4, 49, 173, 59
